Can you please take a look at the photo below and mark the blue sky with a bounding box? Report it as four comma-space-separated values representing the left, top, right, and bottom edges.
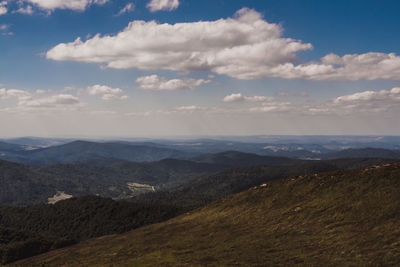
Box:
0, 0, 399, 137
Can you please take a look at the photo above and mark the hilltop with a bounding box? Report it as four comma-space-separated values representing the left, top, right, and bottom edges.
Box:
0, 141, 192, 166
17, 162, 400, 266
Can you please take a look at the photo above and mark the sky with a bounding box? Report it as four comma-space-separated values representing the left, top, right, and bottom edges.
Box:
0, 0, 400, 137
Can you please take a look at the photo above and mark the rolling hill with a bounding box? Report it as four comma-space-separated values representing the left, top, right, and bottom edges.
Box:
322, 148, 400, 160
17, 161, 400, 266
134, 158, 395, 210
0, 160, 61, 206
190, 151, 298, 166
1, 141, 192, 166
0, 158, 224, 206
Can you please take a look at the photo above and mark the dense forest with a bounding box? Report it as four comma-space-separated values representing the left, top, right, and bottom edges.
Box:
0, 196, 180, 264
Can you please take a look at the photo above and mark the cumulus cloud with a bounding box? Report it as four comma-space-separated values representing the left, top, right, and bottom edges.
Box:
0, 88, 30, 100
223, 93, 274, 103
87, 84, 128, 100
22, 0, 108, 11
45, 8, 312, 79
136, 75, 211, 91
18, 94, 81, 108
147, 0, 179, 12
306, 87, 400, 115
45, 8, 400, 81
0, 1, 7, 15
290, 53, 400, 81
14, 5, 34, 14
0, 87, 86, 112
117, 2, 134, 15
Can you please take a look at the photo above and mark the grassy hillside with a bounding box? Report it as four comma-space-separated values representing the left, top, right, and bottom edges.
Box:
17, 161, 400, 266
134, 158, 395, 210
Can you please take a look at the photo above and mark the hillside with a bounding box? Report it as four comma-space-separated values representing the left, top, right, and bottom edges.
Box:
0, 160, 60, 206
134, 158, 395, 210
18, 161, 400, 266
191, 151, 298, 166
323, 148, 400, 160
1, 141, 191, 166
0, 158, 224, 206
0, 196, 179, 264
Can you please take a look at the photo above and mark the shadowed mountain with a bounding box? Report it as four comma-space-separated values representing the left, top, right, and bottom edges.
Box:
0, 157, 225, 206
1, 141, 192, 166
17, 162, 400, 266
0, 160, 61, 206
0, 142, 28, 153
322, 148, 400, 160
1, 137, 71, 148
190, 151, 299, 167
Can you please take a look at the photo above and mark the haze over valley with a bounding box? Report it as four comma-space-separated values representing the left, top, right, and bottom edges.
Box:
1, 0, 400, 265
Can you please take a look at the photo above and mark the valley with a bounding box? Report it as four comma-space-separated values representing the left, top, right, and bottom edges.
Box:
0, 138, 399, 265
14, 162, 400, 266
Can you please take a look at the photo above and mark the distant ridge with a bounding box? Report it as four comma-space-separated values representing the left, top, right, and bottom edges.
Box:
191, 150, 298, 166
1, 140, 192, 165
323, 148, 400, 160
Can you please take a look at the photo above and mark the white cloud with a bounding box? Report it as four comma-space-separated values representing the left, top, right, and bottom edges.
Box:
117, 2, 134, 15
35, 89, 46, 94
0, 88, 31, 100
249, 102, 293, 113
14, 5, 34, 14
0, 1, 7, 15
0, 24, 8, 30
18, 94, 81, 108
147, 0, 179, 12
223, 93, 274, 103
136, 75, 211, 91
45, 8, 400, 81
306, 87, 400, 115
289, 53, 400, 81
22, 0, 108, 11
45, 8, 312, 79
87, 84, 128, 100
1, 87, 85, 112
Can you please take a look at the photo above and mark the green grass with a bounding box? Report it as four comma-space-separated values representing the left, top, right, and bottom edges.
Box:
14, 162, 400, 266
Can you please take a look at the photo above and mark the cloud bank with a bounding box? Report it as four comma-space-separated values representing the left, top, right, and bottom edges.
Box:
87, 84, 128, 100
0, 88, 83, 111
223, 93, 274, 103
136, 75, 211, 91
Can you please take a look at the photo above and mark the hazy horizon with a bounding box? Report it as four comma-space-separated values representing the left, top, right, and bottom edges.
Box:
1, 0, 399, 136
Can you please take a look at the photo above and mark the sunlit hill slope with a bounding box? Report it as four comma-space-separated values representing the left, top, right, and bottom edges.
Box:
16, 162, 400, 266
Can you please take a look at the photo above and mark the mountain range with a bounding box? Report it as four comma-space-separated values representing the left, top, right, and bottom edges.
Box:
1, 139, 400, 166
